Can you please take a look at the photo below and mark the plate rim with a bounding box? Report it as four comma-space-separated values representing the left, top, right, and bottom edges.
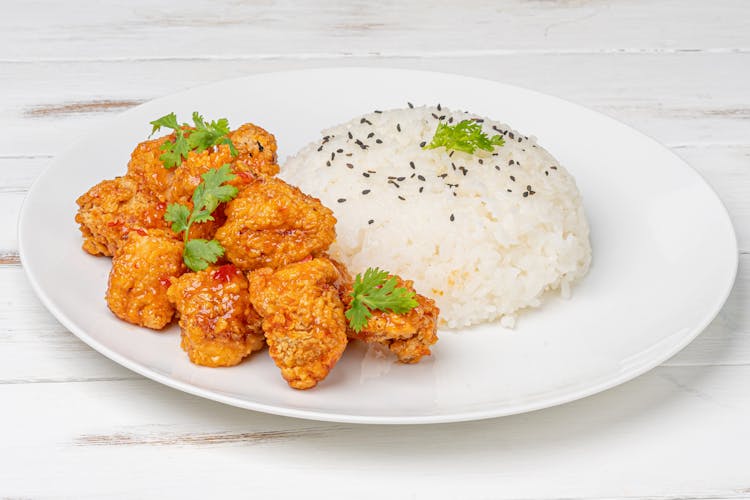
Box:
18, 66, 739, 424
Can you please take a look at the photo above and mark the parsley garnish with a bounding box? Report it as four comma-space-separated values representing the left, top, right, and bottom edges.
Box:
149, 112, 238, 169
164, 164, 238, 271
423, 119, 505, 155
345, 267, 418, 333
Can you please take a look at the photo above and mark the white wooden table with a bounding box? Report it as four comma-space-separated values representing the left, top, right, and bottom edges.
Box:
2, 1, 749, 497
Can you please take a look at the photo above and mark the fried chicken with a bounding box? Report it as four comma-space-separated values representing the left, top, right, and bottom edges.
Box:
106, 230, 185, 329
216, 176, 336, 271
126, 123, 280, 204
167, 264, 265, 367
343, 276, 439, 364
247, 258, 348, 389
75, 176, 170, 257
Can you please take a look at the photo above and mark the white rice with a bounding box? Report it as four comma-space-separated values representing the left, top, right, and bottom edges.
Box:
281, 106, 591, 328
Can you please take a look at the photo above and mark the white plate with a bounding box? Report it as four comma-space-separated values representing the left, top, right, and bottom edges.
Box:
19, 68, 737, 424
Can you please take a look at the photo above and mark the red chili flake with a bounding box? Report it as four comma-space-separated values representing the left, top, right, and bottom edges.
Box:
212, 264, 237, 283
158, 276, 172, 288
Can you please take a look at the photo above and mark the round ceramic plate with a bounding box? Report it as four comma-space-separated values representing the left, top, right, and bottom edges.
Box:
19, 68, 737, 424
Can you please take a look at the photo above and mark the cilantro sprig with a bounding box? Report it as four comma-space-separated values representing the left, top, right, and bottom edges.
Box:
423, 119, 505, 155
150, 112, 238, 169
345, 267, 419, 333
164, 164, 238, 271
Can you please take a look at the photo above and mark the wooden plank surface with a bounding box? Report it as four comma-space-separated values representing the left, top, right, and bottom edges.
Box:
2, 1, 749, 498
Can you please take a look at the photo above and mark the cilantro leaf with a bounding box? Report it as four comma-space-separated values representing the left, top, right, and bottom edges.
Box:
164, 203, 190, 234
163, 165, 240, 272
149, 112, 238, 169
149, 112, 180, 135
183, 239, 224, 271
345, 267, 419, 333
159, 131, 191, 169
423, 119, 505, 155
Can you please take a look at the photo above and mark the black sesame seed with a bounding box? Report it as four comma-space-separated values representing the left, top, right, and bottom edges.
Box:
507, 189, 512, 193
450, 214, 455, 222
409, 161, 415, 169
346, 163, 354, 169
417, 175, 425, 181
362, 189, 371, 195
376, 139, 383, 144
408, 102, 414, 108
449, 151, 454, 158
495, 166, 500, 171
326, 161, 331, 167
478, 159, 484, 164
527, 185, 532, 191
448, 117, 454, 123
523, 192, 529, 198
397, 176, 406, 181
374, 110, 382, 114
368, 170, 376, 173
438, 173, 448, 179
509, 160, 515, 166
550, 166, 558, 170
368, 219, 375, 224
432, 113, 439, 119
518, 137, 522, 143
419, 186, 424, 193
410, 173, 415, 178
346, 153, 353, 157
360, 118, 372, 125
510, 175, 516, 181
367, 132, 375, 138
397, 123, 401, 132
508, 132, 515, 140
437, 103, 442, 111
473, 118, 484, 123
545, 171, 549, 176
348, 131, 353, 139
439, 115, 445, 120
331, 152, 335, 160
317, 145, 324, 152
362, 172, 370, 178
492, 125, 503, 133
398, 195, 406, 201
338, 198, 346, 203
529, 190, 536, 195
337, 148, 343, 153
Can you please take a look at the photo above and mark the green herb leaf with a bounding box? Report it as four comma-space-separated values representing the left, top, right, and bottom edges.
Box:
163, 165, 240, 272
183, 239, 225, 271
423, 119, 505, 155
149, 112, 180, 135
149, 112, 238, 169
345, 267, 419, 333
164, 203, 190, 235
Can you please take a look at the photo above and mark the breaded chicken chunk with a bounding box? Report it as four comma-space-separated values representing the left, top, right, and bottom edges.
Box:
127, 123, 279, 204
247, 258, 348, 389
167, 264, 265, 367
343, 276, 439, 364
106, 230, 185, 329
75, 176, 170, 257
216, 176, 337, 271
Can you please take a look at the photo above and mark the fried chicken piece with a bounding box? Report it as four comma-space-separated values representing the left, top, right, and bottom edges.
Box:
127, 123, 279, 204
126, 135, 175, 202
75, 176, 170, 257
343, 276, 439, 364
216, 176, 336, 271
167, 264, 265, 367
106, 230, 185, 329
247, 258, 348, 389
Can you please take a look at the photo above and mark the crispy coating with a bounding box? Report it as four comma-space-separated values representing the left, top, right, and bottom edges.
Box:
216, 176, 337, 271
126, 135, 175, 202
167, 265, 265, 367
247, 258, 348, 389
344, 276, 439, 364
126, 123, 279, 203
75, 176, 170, 257
106, 231, 185, 329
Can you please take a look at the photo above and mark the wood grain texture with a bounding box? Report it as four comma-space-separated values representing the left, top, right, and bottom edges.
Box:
2, 0, 749, 61
1, 365, 749, 498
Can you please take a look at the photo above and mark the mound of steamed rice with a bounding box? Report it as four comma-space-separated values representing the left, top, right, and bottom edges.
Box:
281, 105, 591, 328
